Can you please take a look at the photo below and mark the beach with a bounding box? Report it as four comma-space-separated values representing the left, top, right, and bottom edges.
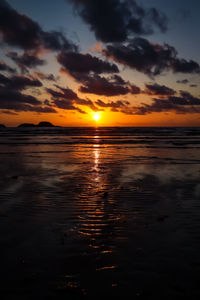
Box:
1, 127, 200, 298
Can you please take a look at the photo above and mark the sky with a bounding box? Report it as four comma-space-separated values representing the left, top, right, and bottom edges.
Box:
0, 0, 200, 126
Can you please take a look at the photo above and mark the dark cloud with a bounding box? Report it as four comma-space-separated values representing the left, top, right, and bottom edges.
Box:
0, 0, 76, 52
95, 99, 130, 111
131, 91, 200, 115
103, 38, 176, 76
0, 60, 16, 74
0, 72, 55, 113
57, 49, 142, 96
68, 0, 168, 43
0, 87, 56, 113
178, 90, 200, 105
57, 51, 119, 80
0, 74, 42, 91
0, 87, 41, 106
129, 84, 141, 94
7, 51, 46, 73
57, 50, 138, 96
33, 72, 57, 82
176, 79, 189, 84
1, 110, 18, 115
92, 90, 200, 116
147, 8, 168, 33
94, 98, 137, 115
44, 99, 51, 106
25, 106, 57, 113
103, 38, 200, 77
145, 83, 176, 96
46, 85, 97, 112
47, 85, 79, 101
78, 74, 130, 96
171, 59, 200, 74
52, 99, 86, 114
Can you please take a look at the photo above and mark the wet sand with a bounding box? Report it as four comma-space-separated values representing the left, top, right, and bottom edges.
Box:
1, 127, 200, 298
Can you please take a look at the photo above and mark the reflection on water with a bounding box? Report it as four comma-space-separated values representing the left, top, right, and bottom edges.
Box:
93, 144, 100, 173
1, 128, 200, 297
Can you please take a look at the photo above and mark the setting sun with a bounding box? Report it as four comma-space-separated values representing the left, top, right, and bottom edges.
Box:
93, 112, 101, 122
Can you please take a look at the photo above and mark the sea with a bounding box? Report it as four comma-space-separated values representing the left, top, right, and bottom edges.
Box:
0, 127, 200, 298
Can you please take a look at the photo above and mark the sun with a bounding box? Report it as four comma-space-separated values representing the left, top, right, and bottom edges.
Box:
93, 112, 101, 122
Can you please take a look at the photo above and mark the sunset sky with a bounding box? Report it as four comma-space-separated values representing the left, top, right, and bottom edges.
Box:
0, 0, 200, 126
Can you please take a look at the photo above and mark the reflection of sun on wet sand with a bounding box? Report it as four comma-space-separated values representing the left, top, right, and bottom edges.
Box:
1, 127, 200, 298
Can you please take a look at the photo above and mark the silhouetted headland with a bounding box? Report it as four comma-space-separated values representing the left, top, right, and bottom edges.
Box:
0, 124, 6, 128
18, 121, 57, 128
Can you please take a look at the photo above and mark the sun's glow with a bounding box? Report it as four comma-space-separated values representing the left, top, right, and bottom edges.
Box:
93, 112, 101, 122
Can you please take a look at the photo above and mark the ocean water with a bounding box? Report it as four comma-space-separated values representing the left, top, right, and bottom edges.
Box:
1, 127, 200, 298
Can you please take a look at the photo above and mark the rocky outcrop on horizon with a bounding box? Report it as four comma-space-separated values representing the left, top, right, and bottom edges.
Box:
18, 121, 56, 128
18, 123, 35, 128
0, 124, 6, 128
37, 122, 55, 127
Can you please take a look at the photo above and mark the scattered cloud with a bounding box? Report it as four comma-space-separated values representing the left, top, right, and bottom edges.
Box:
78, 74, 130, 96
0, 74, 42, 91
68, 0, 168, 43
0, 60, 16, 74
0, 0, 76, 52
0, 73, 55, 113
46, 85, 98, 112
131, 91, 200, 115
33, 72, 58, 82
7, 51, 46, 74
103, 38, 200, 77
176, 79, 189, 84
57, 51, 119, 80
145, 83, 176, 96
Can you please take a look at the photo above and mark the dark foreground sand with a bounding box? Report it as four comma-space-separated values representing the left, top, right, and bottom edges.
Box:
1, 129, 200, 298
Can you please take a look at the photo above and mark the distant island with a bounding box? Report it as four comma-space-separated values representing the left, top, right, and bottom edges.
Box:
0, 124, 6, 128
18, 121, 57, 128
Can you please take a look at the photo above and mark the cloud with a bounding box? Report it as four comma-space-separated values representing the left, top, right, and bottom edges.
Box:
0, 72, 55, 113
0, 60, 16, 74
67, 0, 168, 43
0, 87, 56, 113
46, 85, 98, 112
103, 38, 176, 76
47, 85, 79, 101
1, 110, 18, 115
171, 59, 200, 74
57, 49, 139, 97
24, 106, 57, 113
95, 99, 130, 112
78, 74, 130, 96
178, 90, 200, 105
57, 51, 119, 80
0, 0, 76, 52
57, 50, 137, 97
7, 51, 46, 73
0, 74, 42, 91
0, 87, 41, 106
129, 84, 141, 94
33, 72, 57, 82
145, 83, 176, 96
103, 38, 200, 77
131, 91, 200, 115
176, 79, 189, 84
92, 90, 200, 116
